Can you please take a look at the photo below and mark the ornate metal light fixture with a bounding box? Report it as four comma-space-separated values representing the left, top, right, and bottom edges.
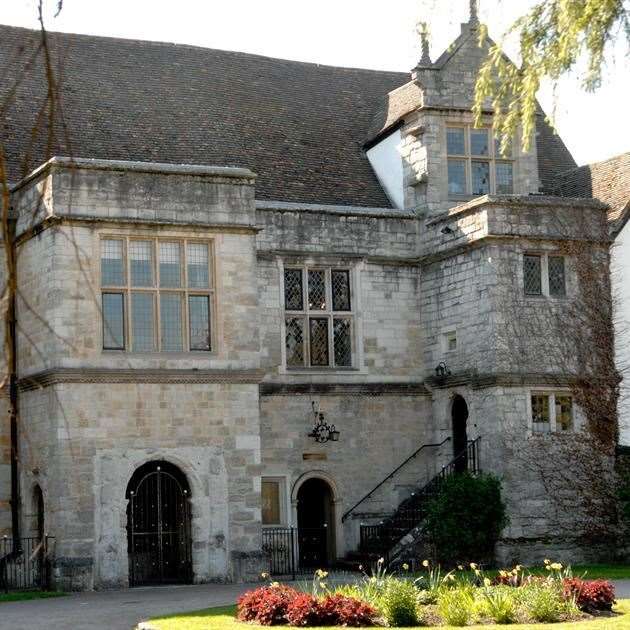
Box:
307, 401, 340, 443
435, 362, 452, 378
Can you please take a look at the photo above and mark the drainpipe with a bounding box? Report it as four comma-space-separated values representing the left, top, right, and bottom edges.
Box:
7, 215, 20, 549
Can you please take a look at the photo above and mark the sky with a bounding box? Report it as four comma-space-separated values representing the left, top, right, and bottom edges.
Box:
2, 0, 628, 166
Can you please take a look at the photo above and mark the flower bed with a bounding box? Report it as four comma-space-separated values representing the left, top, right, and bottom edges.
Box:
235, 561, 617, 627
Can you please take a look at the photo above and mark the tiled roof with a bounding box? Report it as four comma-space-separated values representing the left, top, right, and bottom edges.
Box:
0, 24, 577, 207
551, 153, 630, 233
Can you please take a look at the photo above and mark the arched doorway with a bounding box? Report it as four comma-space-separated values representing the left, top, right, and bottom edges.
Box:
126, 460, 192, 586
451, 395, 469, 473
296, 478, 335, 568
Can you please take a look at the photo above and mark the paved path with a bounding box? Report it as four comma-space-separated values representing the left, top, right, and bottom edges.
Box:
0, 583, 251, 630
3, 579, 630, 630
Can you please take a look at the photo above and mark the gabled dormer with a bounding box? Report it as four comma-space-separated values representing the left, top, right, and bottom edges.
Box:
366, 3, 546, 215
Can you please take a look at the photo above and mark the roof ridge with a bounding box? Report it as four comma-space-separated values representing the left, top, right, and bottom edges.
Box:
0, 23, 409, 76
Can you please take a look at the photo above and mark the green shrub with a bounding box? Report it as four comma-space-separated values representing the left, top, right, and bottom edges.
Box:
519, 584, 564, 623
478, 585, 517, 624
379, 579, 421, 627
424, 472, 508, 565
437, 585, 476, 627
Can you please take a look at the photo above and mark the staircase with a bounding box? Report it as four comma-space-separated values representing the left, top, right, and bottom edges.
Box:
343, 438, 481, 569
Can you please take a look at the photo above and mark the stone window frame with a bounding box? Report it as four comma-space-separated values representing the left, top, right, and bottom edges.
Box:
445, 124, 514, 198
277, 258, 364, 373
528, 389, 576, 434
522, 252, 568, 299
441, 330, 457, 355
99, 235, 216, 353
261, 476, 288, 527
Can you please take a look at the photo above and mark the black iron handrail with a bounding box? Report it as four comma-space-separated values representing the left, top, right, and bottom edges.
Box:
358, 437, 482, 562
341, 437, 451, 522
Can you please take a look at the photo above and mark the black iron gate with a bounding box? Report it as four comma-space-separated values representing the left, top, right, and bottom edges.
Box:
127, 462, 192, 587
262, 527, 328, 578
0, 536, 55, 592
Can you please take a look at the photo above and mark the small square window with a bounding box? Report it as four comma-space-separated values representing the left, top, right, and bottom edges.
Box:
443, 331, 457, 352
531, 394, 550, 433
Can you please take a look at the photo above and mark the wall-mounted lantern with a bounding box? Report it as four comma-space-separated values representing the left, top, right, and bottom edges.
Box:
307, 401, 340, 443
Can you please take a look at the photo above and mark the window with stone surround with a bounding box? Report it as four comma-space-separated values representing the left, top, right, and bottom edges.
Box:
100, 237, 214, 352
262, 478, 286, 526
530, 391, 574, 433
523, 253, 566, 298
284, 266, 353, 369
446, 126, 514, 197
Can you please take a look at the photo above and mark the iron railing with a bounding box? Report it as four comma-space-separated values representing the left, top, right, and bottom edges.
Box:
341, 437, 452, 523
0, 536, 55, 592
262, 527, 331, 578
359, 438, 481, 562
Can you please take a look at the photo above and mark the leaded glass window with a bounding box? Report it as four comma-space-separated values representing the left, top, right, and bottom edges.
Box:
446, 125, 514, 196
448, 159, 467, 195
101, 236, 213, 352
102, 293, 125, 349
548, 256, 566, 297
470, 128, 489, 156
495, 162, 514, 194
523, 254, 542, 296
471, 161, 490, 195
283, 265, 354, 368
531, 394, 550, 433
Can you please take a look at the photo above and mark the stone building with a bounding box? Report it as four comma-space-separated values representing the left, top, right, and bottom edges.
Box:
0, 6, 624, 590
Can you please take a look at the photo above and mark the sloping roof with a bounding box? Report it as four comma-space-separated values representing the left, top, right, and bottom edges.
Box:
0, 25, 406, 207
551, 153, 630, 233
0, 24, 577, 207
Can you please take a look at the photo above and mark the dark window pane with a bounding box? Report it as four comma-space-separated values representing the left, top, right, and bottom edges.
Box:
556, 395, 573, 431
333, 318, 352, 367
102, 293, 125, 349
285, 317, 305, 366
187, 243, 209, 288
446, 127, 465, 154
284, 269, 303, 311
495, 162, 514, 194
160, 294, 183, 351
524, 255, 542, 295
159, 242, 182, 288
471, 161, 490, 195
131, 292, 155, 351
331, 270, 351, 311
129, 241, 154, 287
101, 239, 125, 286
188, 295, 211, 351
470, 128, 489, 156
448, 159, 467, 195
308, 270, 326, 310
309, 318, 329, 366
548, 256, 566, 297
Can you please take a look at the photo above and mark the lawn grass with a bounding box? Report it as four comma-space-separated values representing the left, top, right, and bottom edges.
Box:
0, 590, 66, 603
144, 601, 630, 629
